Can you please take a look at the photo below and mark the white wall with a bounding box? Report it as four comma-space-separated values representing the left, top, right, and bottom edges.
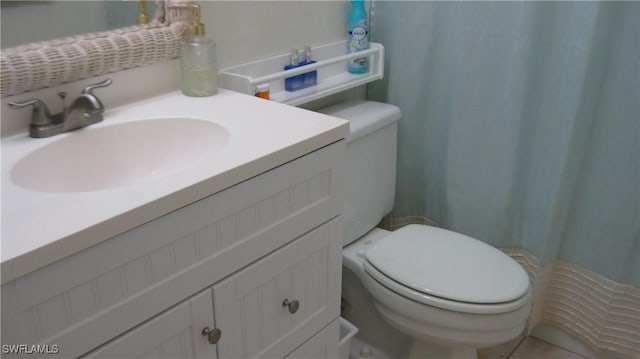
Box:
201, 1, 348, 69
1, 1, 350, 137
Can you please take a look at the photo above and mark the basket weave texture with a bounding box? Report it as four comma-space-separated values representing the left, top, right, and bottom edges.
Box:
1, 0, 192, 98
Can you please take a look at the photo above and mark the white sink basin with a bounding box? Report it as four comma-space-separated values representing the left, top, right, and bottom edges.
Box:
10, 118, 229, 192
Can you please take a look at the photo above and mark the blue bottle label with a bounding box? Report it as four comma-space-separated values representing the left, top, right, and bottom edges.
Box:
348, 19, 369, 73
349, 22, 368, 51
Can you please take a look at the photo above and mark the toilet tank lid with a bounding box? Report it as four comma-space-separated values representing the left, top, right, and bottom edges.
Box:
317, 100, 401, 143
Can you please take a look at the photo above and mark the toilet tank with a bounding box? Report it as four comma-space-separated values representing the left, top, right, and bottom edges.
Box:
318, 100, 401, 245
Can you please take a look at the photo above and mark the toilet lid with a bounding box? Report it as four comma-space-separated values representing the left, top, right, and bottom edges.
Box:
364, 225, 530, 304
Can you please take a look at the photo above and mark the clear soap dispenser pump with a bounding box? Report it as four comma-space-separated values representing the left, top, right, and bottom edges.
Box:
181, 4, 217, 97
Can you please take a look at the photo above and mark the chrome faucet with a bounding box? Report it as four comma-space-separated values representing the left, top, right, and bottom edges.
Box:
8, 78, 112, 138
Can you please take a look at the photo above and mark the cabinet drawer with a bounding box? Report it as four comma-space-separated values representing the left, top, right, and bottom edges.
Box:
1, 142, 344, 358
83, 290, 216, 358
213, 217, 342, 359
285, 319, 340, 359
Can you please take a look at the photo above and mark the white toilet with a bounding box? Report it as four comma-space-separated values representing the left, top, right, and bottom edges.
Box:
319, 101, 532, 359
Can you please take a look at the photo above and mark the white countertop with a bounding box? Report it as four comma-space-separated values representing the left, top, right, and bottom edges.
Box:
1, 89, 348, 283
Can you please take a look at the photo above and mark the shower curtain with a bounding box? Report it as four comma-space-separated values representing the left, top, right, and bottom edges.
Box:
367, 2, 639, 357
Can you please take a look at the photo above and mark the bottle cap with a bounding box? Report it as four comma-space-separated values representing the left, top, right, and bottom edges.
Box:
303, 46, 312, 62
289, 49, 299, 66
189, 4, 205, 35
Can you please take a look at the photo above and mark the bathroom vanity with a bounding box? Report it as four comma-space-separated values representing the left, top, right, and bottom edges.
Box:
1, 90, 348, 358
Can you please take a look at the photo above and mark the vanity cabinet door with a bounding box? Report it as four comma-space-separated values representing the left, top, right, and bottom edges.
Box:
284, 319, 340, 359
212, 218, 342, 359
83, 290, 217, 359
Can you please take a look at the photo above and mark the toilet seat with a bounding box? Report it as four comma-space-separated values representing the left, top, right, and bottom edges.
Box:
364, 224, 530, 314
364, 260, 530, 314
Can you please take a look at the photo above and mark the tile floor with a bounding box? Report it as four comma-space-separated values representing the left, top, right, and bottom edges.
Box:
478, 336, 588, 359
349, 335, 589, 359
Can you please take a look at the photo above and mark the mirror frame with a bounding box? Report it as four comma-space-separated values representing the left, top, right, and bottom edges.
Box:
0, 1, 192, 98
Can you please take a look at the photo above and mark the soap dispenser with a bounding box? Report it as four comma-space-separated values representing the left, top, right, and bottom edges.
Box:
181, 4, 217, 97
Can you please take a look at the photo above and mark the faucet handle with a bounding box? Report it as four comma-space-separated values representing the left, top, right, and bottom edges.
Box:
8, 99, 53, 126
82, 78, 113, 95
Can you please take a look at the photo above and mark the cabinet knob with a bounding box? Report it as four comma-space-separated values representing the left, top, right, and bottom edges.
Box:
282, 299, 300, 314
202, 327, 222, 345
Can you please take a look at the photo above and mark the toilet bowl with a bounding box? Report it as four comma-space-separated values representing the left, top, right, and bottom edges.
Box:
318, 101, 531, 358
343, 227, 531, 358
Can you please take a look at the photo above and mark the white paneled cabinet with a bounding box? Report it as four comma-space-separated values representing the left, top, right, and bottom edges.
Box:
85, 290, 216, 358
213, 219, 341, 358
285, 319, 340, 359
87, 219, 340, 359
2, 142, 344, 358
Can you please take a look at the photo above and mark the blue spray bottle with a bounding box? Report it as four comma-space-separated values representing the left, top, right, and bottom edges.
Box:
347, 0, 369, 74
